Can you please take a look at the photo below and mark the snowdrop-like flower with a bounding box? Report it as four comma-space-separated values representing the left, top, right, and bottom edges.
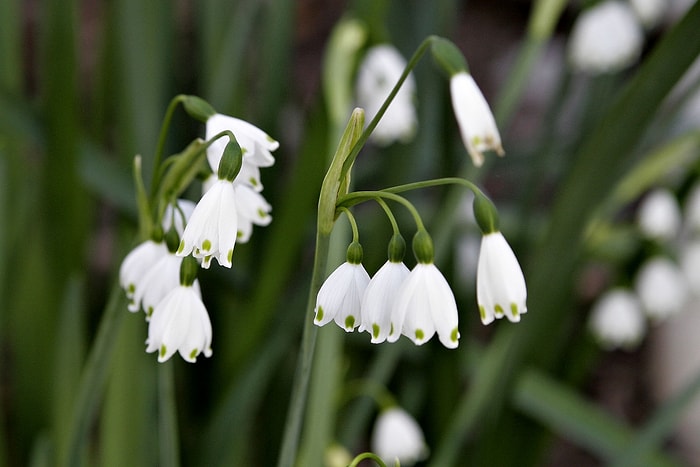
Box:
314, 255, 370, 332
637, 188, 682, 241
371, 407, 428, 466
589, 288, 646, 350
476, 232, 527, 325
119, 240, 168, 302
394, 262, 460, 348
162, 199, 196, 236
145, 281, 212, 363
359, 260, 410, 343
177, 178, 238, 268
356, 44, 417, 145
635, 256, 689, 320
129, 252, 182, 315
205, 113, 278, 184
450, 71, 504, 167
568, 1, 643, 74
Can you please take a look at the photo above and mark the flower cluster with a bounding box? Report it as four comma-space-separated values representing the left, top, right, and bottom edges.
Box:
119, 97, 278, 363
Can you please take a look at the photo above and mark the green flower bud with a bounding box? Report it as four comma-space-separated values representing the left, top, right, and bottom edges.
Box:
431, 37, 468, 78
182, 95, 217, 122
164, 226, 180, 253
387, 233, 406, 263
346, 241, 364, 265
412, 230, 434, 264
179, 255, 199, 287
473, 193, 499, 234
217, 137, 243, 182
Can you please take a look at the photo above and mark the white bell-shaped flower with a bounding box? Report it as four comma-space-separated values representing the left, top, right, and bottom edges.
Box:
359, 260, 411, 343
449, 71, 504, 167
119, 240, 168, 302
177, 178, 238, 268
130, 252, 182, 315
637, 188, 681, 241
146, 281, 212, 363
356, 44, 417, 145
476, 232, 527, 325
314, 260, 370, 332
394, 263, 460, 348
589, 288, 646, 350
371, 407, 428, 466
568, 1, 643, 74
635, 256, 689, 320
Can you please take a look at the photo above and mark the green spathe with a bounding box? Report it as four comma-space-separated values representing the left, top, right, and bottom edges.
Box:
182, 95, 216, 122
431, 37, 468, 78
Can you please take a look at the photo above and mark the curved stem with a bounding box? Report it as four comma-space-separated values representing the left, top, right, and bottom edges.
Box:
151, 95, 186, 197
376, 198, 400, 236
338, 207, 360, 243
337, 191, 425, 231
348, 452, 390, 467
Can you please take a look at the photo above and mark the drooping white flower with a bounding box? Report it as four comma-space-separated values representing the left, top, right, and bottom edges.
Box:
129, 252, 182, 315
162, 199, 196, 236
205, 113, 278, 188
449, 71, 504, 167
146, 281, 213, 363
314, 261, 370, 332
359, 260, 411, 343
119, 240, 168, 303
589, 288, 646, 350
393, 263, 459, 348
637, 188, 682, 241
476, 232, 527, 325
371, 407, 428, 466
177, 178, 238, 268
629, 0, 665, 28
356, 44, 417, 145
568, 1, 643, 74
635, 256, 689, 320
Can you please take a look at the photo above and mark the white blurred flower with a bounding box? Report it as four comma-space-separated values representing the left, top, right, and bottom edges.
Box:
680, 241, 700, 295
130, 252, 182, 316
629, 0, 665, 28
568, 1, 643, 74
356, 44, 417, 145
359, 260, 411, 343
146, 282, 213, 363
162, 199, 196, 236
119, 240, 168, 303
449, 71, 504, 167
476, 232, 527, 325
177, 178, 238, 268
635, 256, 689, 320
637, 188, 682, 241
314, 261, 370, 331
589, 288, 646, 350
372, 407, 428, 466
394, 263, 459, 348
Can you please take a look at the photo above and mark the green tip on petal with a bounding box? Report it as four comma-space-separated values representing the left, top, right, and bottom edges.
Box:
159, 345, 167, 359
257, 208, 267, 219
372, 323, 380, 339
510, 303, 519, 317
127, 284, 135, 294
316, 306, 324, 322
189, 348, 198, 360
451, 328, 459, 342
201, 239, 212, 252
147, 307, 154, 318
345, 315, 356, 330
479, 306, 486, 321
495, 304, 504, 316
177, 241, 185, 254
227, 249, 233, 264
237, 230, 243, 238
250, 178, 258, 187
415, 329, 425, 340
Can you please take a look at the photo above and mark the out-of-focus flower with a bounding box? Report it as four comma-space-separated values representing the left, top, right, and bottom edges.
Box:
637, 188, 682, 241
449, 71, 504, 167
314, 243, 370, 331
371, 407, 428, 466
359, 260, 411, 343
130, 252, 182, 316
680, 241, 700, 296
119, 240, 168, 303
589, 288, 646, 350
683, 182, 700, 236
145, 281, 212, 363
394, 263, 460, 348
476, 232, 527, 325
356, 44, 417, 145
635, 256, 689, 320
629, 0, 665, 28
568, 1, 643, 74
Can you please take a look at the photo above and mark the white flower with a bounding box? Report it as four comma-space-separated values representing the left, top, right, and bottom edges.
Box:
371, 407, 428, 466
162, 199, 196, 236
146, 282, 212, 363
589, 288, 646, 350
205, 113, 277, 187
635, 256, 689, 320
568, 1, 643, 74
637, 188, 681, 241
356, 44, 417, 145
177, 178, 238, 268
394, 263, 459, 348
476, 232, 527, 325
359, 260, 411, 343
629, 0, 665, 28
314, 261, 370, 331
449, 71, 503, 167
129, 252, 181, 314
119, 240, 168, 301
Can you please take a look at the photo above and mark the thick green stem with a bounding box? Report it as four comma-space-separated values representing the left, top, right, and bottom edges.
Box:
158, 362, 180, 467
277, 231, 331, 467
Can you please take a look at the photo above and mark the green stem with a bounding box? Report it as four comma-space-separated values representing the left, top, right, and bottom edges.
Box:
276, 231, 331, 467
158, 362, 180, 467
151, 95, 186, 197
348, 452, 390, 467
337, 191, 425, 231
338, 207, 360, 243
376, 198, 400, 235
61, 282, 126, 467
